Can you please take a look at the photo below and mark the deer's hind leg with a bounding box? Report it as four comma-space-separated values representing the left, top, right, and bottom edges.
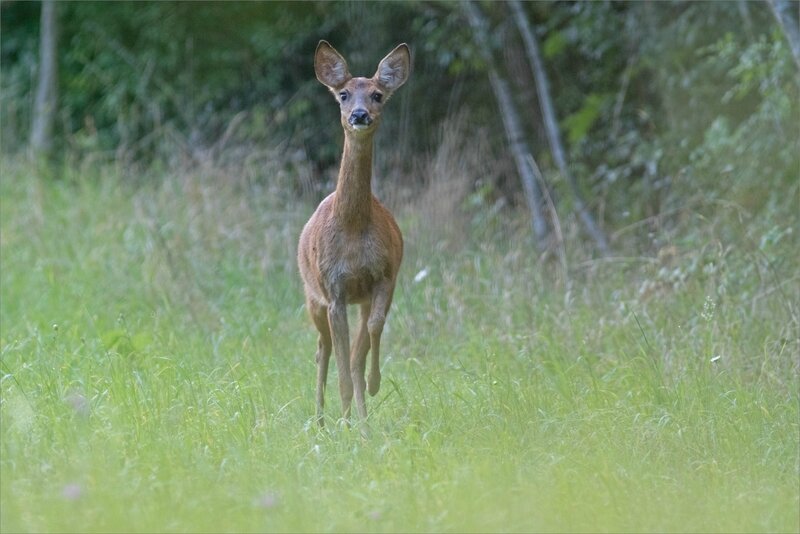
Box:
309, 298, 332, 426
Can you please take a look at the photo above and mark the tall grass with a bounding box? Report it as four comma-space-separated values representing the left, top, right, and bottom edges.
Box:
1, 152, 798, 532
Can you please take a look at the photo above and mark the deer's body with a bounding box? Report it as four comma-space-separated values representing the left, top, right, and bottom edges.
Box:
298, 41, 410, 427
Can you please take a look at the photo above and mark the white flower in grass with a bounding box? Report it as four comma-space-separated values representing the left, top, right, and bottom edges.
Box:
61, 482, 83, 501
414, 268, 429, 283
254, 491, 280, 509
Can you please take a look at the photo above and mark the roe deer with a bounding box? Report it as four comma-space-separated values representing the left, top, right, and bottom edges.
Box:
298, 41, 410, 429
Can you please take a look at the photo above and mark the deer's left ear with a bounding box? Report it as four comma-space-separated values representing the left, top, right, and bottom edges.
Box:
315, 40, 351, 90
374, 43, 410, 92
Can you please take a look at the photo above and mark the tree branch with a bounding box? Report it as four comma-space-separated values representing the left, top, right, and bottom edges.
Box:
768, 0, 800, 72
30, 0, 59, 158
509, 0, 611, 256
463, 1, 549, 250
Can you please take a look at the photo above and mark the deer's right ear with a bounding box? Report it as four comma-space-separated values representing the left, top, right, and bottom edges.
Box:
315, 40, 351, 90
375, 43, 410, 92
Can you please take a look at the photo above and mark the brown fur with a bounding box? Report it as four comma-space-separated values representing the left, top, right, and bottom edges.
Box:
298, 41, 410, 428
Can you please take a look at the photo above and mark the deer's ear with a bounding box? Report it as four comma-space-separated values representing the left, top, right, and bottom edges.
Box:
315, 40, 351, 89
374, 43, 410, 92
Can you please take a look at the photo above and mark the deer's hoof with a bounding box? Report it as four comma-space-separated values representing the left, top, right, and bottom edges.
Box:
367, 372, 381, 396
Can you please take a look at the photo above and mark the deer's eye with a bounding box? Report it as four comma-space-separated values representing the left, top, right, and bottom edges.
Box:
339, 91, 349, 102
372, 92, 383, 103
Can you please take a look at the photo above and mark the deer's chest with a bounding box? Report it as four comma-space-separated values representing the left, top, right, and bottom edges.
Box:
319, 229, 388, 302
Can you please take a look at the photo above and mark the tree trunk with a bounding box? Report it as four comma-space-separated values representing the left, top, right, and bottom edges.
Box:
30, 0, 59, 158
768, 0, 800, 71
463, 1, 549, 250
509, 0, 611, 256
737, 0, 756, 43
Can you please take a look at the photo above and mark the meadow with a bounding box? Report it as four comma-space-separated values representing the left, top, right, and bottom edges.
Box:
1, 156, 798, 533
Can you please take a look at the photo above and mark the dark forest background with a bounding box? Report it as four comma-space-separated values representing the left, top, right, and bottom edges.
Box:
2, 1, 798, 257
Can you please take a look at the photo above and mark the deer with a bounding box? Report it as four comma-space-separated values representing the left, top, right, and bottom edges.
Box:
297, 41, 410, 431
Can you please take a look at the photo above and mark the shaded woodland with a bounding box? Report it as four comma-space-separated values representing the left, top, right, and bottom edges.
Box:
2, 1, 798, 256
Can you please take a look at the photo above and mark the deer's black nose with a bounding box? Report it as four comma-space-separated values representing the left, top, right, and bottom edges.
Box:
349, 109, 371, 126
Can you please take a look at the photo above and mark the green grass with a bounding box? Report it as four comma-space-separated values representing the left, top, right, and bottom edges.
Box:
1, 160, 798, 532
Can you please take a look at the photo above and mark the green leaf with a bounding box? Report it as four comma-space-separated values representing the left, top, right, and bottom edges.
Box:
543, 30, 567, 59
562, 93, 610, 145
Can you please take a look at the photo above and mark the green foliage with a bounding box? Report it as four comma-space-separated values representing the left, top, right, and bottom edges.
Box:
1, 160, 798, 533
542, 29, 567, 59
562, 92, 612, 145
3, 2, 796, 253
1, 2, 473, 176
532, 1, 800, 251
689, 28, 799, 207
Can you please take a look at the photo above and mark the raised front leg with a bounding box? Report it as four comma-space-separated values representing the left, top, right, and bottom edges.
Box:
327, 297, 353, 420
367, 280, 395, 397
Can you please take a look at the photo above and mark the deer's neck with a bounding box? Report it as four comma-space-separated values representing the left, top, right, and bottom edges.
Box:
333, 133, 374, 231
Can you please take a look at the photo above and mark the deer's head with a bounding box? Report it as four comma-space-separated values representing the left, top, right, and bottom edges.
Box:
315, 41, 410, 135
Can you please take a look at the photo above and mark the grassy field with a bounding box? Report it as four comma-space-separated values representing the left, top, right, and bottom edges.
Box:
1, 159, 798, 533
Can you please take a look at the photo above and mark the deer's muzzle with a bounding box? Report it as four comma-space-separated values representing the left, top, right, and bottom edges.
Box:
349, 109, 372, 128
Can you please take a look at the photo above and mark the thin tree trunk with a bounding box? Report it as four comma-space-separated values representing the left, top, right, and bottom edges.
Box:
463, 1, 549, 250
768, 0, 800, 71
509, 0, 611, 256
30, 0, 59, 158
737, 0, 756, 43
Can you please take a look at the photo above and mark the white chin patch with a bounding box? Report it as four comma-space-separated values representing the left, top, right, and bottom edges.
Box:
352, 124, 370, 131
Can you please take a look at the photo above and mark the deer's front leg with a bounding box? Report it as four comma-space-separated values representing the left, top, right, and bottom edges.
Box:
351, 304, 371, 421
327, 297, 353, 420
367, 279, 395, 397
